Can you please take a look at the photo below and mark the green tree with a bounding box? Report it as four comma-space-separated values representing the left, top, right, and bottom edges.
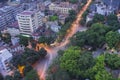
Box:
107, 14, 118, 22
93, 13, 105, 23
22, 48, 39, 64
38, 36, 46, 43
37, 48, 47, 57
19, 35, 29, 46
107, 14, 120, 31
13, 71, 22, 80
10, 55, 25, 68
105, 53, 120, 69
2, 33, 11, 44
46, 68, 70, 80
23, 64, 33, 76
24, 70, 39, 80
38, 36, 55, 45
4, 75, 14, 80
86, 21, 93, 27
95, 69, 113, 80
49, 15, 58, 21
60, 46, 95, 78
71, 23, 109, 49
69, 0, 78, 4
90, 55, 113, 80
105, 31, 120, 49
46, 50, 70, 80
71, 31, 86, 47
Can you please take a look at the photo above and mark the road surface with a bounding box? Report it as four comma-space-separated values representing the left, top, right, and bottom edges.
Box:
34, 0, 92, 80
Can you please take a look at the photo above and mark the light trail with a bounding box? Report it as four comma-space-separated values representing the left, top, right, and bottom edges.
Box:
34, 0, 92, 80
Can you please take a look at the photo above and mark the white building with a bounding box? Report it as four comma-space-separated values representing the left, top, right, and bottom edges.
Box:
0, 49, 13, 73
86, 13, 94, 23
49, 2, 77, 14
17, 10, 43, 35
7, 21, 20, 36
96, 2, 114, 15
46, 21, 61, 33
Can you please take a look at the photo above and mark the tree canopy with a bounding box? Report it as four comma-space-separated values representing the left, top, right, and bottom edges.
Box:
105, 31, 120, 49
93, 13, 105, 23
60, 46, 95, 78
105, 53, 120, 69
24, 70, 39, 80
71, 23, 109, 49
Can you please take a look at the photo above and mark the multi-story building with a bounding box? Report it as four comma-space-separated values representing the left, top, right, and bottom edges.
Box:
12, 5, 24, 20
0, 6, 15, 26
0, 15, 6, 30
0, 5, 24, 30
0, 49, 13, 73
17, 10, 43, 35
49, 2, 77, 14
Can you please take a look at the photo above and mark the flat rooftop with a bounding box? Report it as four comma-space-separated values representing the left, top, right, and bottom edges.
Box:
20, 11, 35, 15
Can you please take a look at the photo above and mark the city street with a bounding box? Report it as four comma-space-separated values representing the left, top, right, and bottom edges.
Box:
34, 0, 92, 80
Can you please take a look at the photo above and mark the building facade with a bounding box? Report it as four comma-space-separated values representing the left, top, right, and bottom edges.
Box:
49, 2, 77, 14
0, 5, 24, 30
17, 10, 43, 35
0, 49, 13, 73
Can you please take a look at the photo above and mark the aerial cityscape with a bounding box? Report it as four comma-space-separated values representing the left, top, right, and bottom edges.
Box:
0, 0, 120, 80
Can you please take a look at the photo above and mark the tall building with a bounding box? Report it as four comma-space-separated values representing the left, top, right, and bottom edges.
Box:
0, 14, 6, 30
0, 6, 15, 26
0, 49, 13, 72
0, 5, 24, 30
17, 10, 43, 35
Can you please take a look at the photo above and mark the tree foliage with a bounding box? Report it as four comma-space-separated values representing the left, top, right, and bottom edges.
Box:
105, 53, 120, 69
107, 14, 120, 31
24, 70, 39, 80
93, 13, 105, 23
19, 35, 29, 47
105, 31, 120, 49
71, 23, 109, 49
1, 33, 11, 44
60, 46, 95, 78
38, 36, 55, 45
90, 55, 113, 80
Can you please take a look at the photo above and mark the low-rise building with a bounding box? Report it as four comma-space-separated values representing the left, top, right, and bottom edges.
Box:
86, 13, 94, 23
46, 21, 61, 33
0, 49, 13, 73
7, 21, 20, 36
49, 2, 77, 14
95, 3, 114, 15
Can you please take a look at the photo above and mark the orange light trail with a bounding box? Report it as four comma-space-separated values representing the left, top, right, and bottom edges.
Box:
34, 0, 92, 80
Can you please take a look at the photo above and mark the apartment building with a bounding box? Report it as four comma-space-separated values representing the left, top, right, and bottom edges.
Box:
0, 5, 24, 30
49, 2, 77, 14
12, 5, 24, 20
0, 6, 14, 26
0, 15, 6, 30
17, 10, 43, 35
0, 49, 13, 73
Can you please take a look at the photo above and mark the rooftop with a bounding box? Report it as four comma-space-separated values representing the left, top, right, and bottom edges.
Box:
102, 0, 120, 9
0, 49, 12, 62
20, 11, 35, 15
